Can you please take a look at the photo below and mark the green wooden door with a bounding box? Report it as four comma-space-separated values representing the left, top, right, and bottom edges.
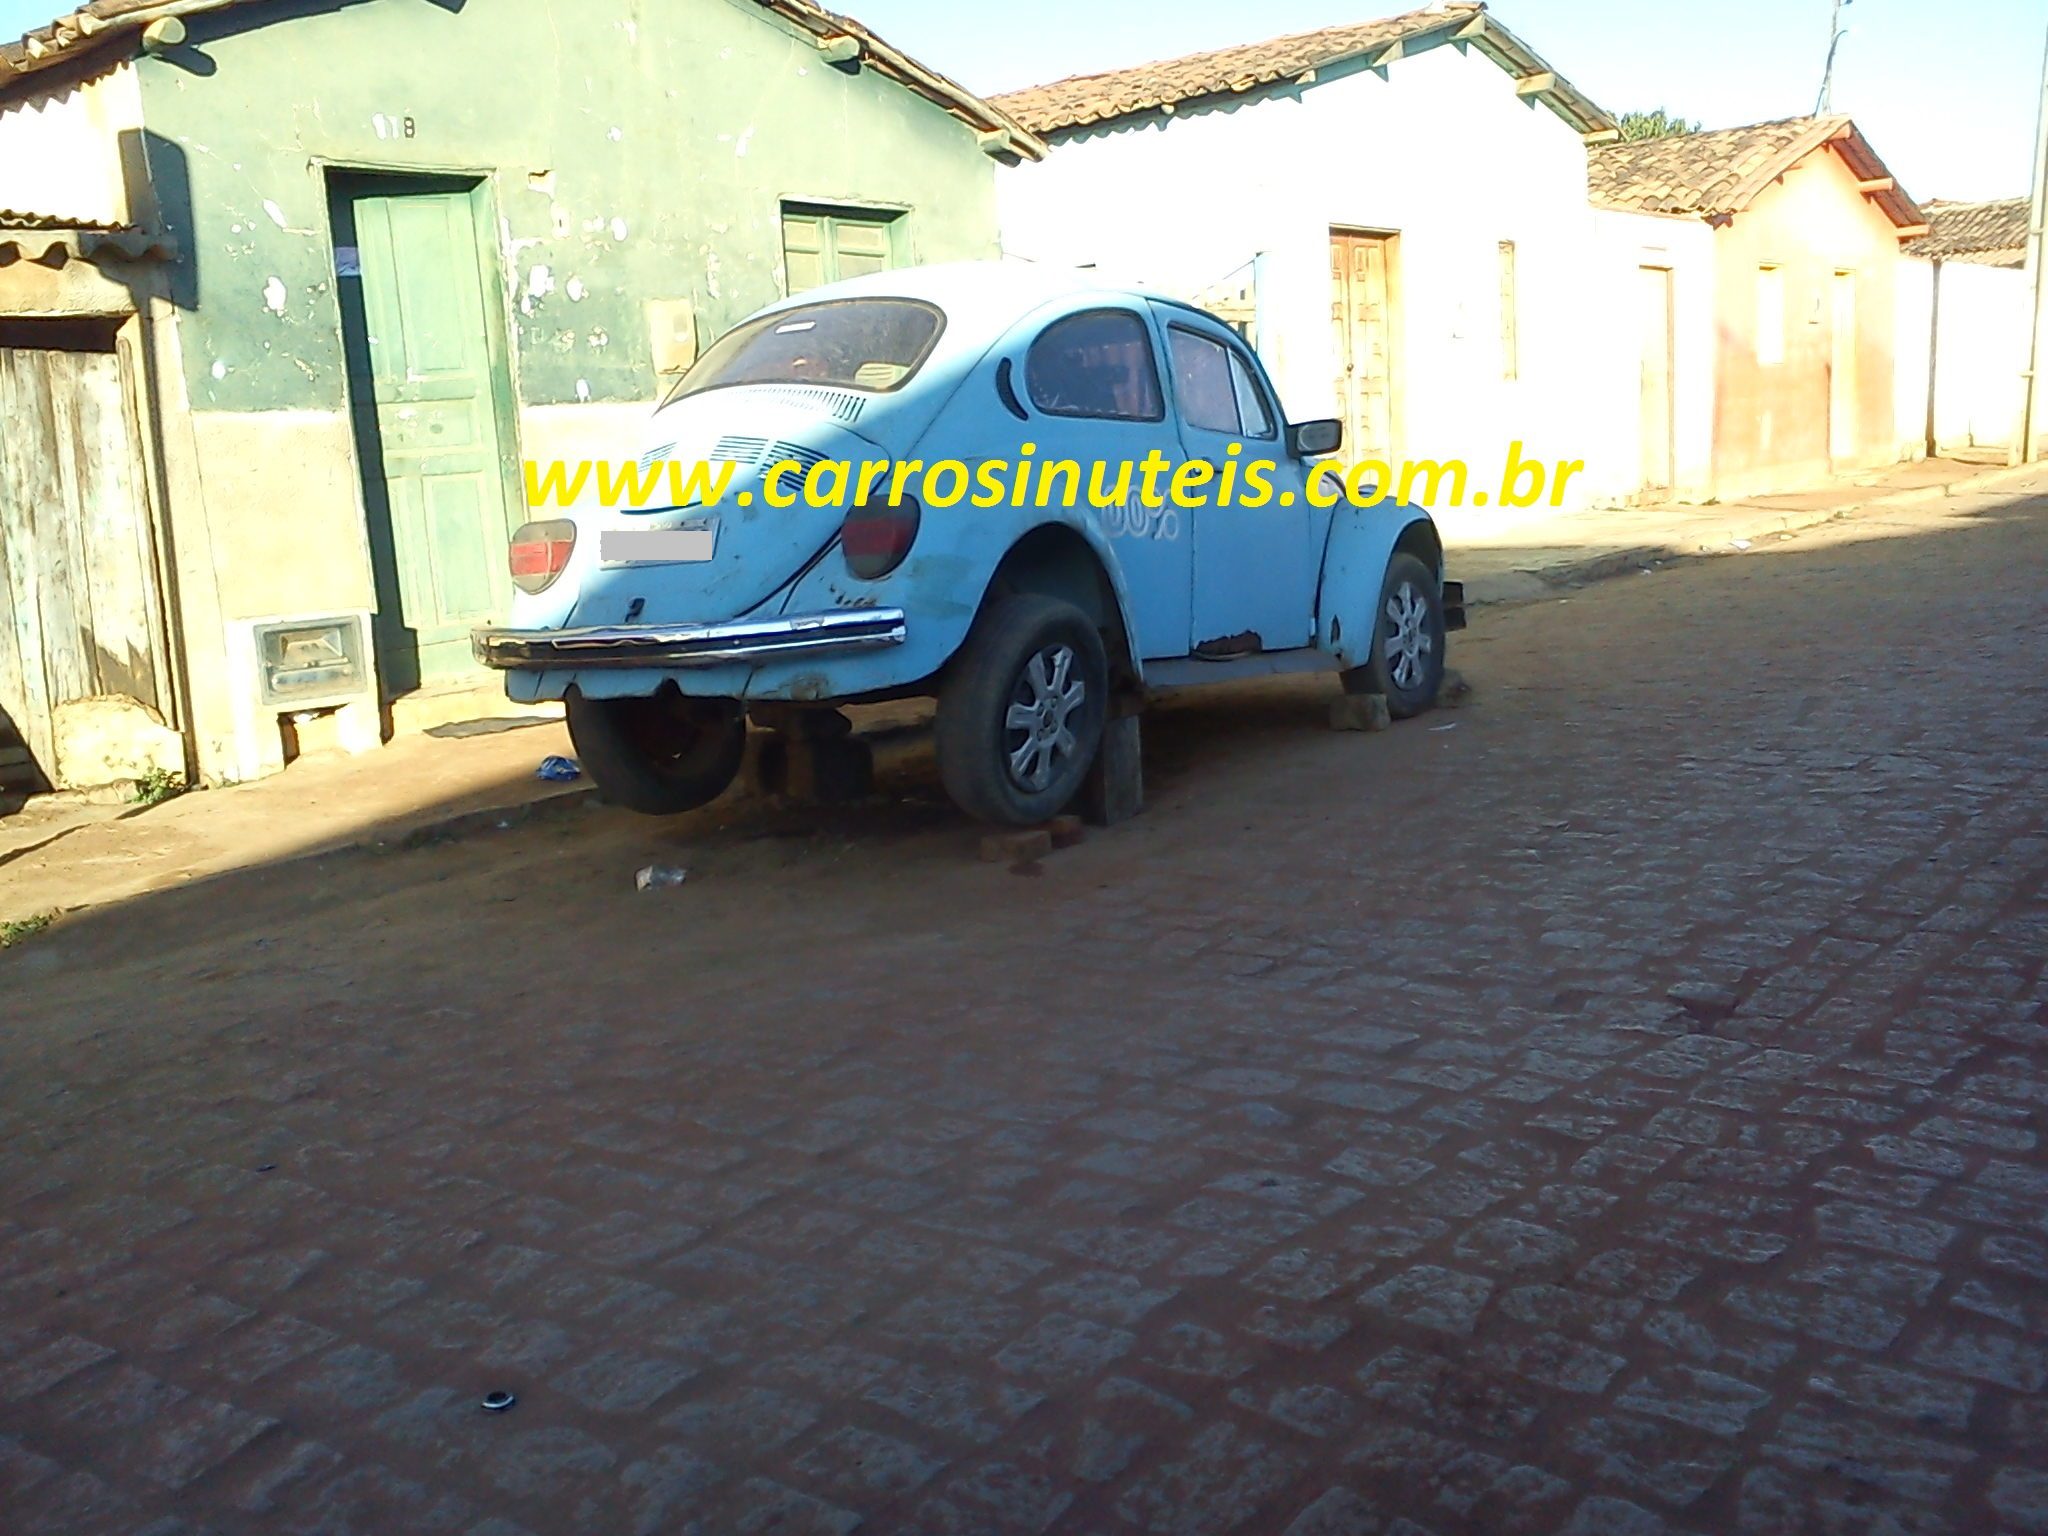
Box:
336, 180, 514, 695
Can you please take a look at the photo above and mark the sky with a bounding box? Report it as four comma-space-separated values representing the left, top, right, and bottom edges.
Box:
0, 0, 2038, 201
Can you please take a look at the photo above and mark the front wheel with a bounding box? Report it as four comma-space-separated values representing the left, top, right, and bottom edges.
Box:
1345, 552, 1446, 718
936, 594, 1108, 826
565, 688, 745, 815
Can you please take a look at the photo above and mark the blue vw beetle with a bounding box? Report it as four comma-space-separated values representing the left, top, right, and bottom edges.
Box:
474, 262, 1463, 827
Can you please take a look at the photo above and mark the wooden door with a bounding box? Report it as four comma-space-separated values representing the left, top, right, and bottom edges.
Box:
1637, 266, 1675, 493
1830, 270, 1858, 467
1329, 231, 1396, 465
334, 178, 515, 697
0, 323, 169, 790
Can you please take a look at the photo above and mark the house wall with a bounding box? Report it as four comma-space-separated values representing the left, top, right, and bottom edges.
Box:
996, 40, 1612, 529
1896, 257, 2029, 453
1707, 147, 1907, 495
1587, 208, 1718, 501
90, 0, 1001, 780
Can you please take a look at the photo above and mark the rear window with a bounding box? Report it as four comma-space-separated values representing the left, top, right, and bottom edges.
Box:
669, 298, 944, 401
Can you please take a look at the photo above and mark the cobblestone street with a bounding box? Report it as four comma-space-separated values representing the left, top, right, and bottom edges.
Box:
3, 488, 2045, 1535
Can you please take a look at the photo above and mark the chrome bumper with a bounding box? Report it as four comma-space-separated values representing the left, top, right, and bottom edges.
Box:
472, 608, 907, 670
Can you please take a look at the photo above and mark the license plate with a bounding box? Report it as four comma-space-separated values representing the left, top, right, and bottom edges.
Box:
600, 520, 716, 566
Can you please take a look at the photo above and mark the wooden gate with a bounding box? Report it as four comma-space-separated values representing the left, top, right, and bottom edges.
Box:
1330, 230, 1398, 466
0, 320, 170, 790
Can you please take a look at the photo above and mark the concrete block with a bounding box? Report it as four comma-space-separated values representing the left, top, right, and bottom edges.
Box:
51, 695, 183, 789
1438, 669, 1475, 708
785, 735, 873, 804
1081, 714, 1143, 826
1330, 693, 1392, 732
1047, 813, 1086, 849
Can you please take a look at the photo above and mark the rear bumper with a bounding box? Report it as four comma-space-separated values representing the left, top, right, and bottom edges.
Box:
472, 608, 907, 671
1442, 579, 1467, 632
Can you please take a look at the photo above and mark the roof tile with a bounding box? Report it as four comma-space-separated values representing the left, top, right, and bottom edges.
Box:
988, 1, 1606, 138
1909, 197, 2028, 266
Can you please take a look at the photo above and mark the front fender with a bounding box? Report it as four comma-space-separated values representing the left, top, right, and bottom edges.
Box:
1316, 500, 1440, 672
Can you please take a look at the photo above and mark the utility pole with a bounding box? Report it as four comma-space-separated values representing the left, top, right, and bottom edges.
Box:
2018, 21, 2048, 465
1815, 0, 1851, 115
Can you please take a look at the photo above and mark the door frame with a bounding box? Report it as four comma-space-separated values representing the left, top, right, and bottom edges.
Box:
319, 162, 525, 699
1328, 226, 1403, 468
1828, 268, 1858, 469
1638, 264, 1676, 495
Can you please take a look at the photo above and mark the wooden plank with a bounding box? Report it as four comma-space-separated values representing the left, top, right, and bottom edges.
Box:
115, 335, 173, 722
1515, 71, 1556, 97
0, 349, 57, 780
37, 349, 100, 707
72, 346, 162, 711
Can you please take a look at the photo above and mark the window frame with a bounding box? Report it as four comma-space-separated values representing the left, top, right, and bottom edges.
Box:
1025, 306, 1168, 424
778, 201, 905, 295
1755, 263, 1786, 368
1166, 322, 1281, 441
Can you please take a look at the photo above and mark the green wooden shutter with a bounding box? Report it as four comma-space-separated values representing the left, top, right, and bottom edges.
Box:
780, 206, 901, 294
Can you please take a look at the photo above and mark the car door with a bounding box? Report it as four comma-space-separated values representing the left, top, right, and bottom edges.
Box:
1159, 315, 1315, 654
1021, 305, 1191, 660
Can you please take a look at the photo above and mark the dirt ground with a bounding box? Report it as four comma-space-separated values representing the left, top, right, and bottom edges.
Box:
1, 485, 2045, 1536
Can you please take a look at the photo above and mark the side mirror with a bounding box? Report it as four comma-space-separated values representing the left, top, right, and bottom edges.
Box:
1288, 418, 1342, 457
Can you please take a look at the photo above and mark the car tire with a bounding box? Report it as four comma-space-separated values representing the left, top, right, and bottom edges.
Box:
1344, 551, 1446, 718
565, 688, 746, 815
937, 594, 1108, 827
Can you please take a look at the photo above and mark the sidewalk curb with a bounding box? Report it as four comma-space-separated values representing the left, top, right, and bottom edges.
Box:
376, 781, 599, 852
1465, 461, 2046, 607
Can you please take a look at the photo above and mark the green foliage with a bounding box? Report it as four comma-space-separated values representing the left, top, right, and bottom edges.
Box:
134, 767, 187, 807
0, 912, 55, 949
1618, 109, 1700, 141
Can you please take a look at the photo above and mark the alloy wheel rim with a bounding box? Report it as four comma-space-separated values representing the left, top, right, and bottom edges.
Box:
1383, 582, 1433, 692
1004, 643, 1086, 792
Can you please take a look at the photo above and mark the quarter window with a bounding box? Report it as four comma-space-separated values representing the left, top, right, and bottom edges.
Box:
1027, 309, 1164, 421
1229, 351, 1276, 439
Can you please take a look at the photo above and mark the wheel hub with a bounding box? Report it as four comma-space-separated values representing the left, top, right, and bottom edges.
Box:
1004, 643, 1086, 792
1383, 582, 1433, 692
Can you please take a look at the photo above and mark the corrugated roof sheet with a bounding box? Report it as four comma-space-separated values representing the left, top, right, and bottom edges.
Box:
0, 207, 174, 260
1909, 197, 2028, 266
989, 1, 1614, 138
1587, 114, 1925, 232
2, 0, 1044, 157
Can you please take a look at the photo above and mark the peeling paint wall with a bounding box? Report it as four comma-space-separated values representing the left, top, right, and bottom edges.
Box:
81, 0, 1002, 782
136, 0, 1003, 415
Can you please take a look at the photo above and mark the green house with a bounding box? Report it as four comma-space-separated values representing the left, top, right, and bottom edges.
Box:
0, 0, 1037, 789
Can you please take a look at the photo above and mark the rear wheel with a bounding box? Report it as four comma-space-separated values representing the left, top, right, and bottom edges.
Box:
1343, 552, 1446, 718
565, 688, 745, 815
937, 594, 1107, 826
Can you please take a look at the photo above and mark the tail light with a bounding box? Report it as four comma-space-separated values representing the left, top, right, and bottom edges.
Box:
841, 494, 920, 580
509, 519, 576, 594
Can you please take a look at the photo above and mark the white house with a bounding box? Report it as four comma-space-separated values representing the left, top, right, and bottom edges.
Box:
1896, 198, 2032, 458
990, 1, 1626, 524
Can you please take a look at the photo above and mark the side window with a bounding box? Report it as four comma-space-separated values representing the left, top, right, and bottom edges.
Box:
1167, 327, 1239, 433
1027, 309, 1165, 421
1228, 351, 1275, 438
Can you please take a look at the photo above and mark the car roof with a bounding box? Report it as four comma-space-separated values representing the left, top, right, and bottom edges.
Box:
756, 260, 1167, 326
